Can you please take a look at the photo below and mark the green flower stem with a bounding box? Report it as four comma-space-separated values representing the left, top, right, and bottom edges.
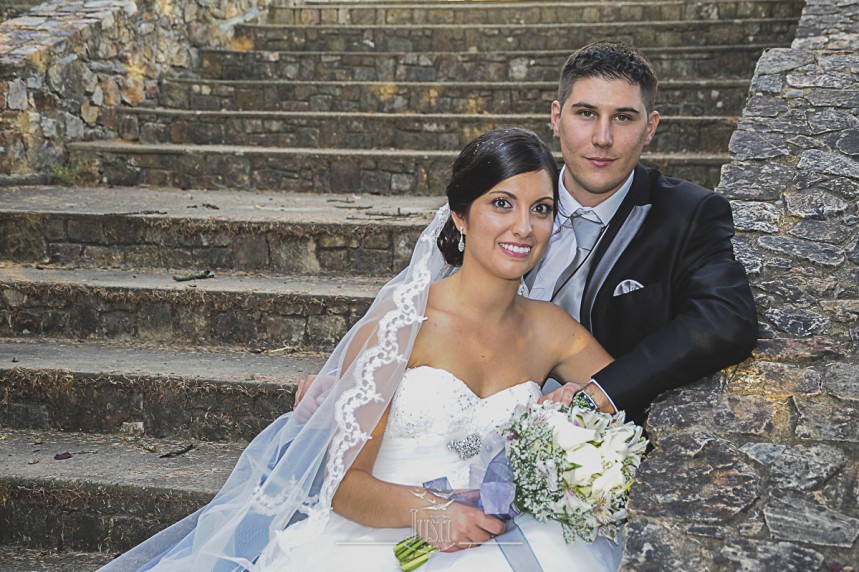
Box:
401, 549, 433, 572
394, 535, 438, 571
394, 535, 423, 559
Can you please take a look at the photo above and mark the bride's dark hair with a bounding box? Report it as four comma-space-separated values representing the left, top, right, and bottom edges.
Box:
437, 127, 560, 266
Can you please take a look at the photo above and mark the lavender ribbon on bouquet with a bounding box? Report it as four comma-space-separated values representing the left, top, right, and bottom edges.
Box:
423, 432, 516, 517
395, 433, 543, 571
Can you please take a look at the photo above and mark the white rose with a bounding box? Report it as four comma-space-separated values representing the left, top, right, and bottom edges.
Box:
626, 426, 648, 455
606, 426, 636, 449
591, 464, 627, 497
600, 427, 636, 464
565, 443, 603, 485
546, 411, 596, 450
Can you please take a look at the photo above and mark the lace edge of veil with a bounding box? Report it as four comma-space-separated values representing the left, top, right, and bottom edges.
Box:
259, 204, 451, 567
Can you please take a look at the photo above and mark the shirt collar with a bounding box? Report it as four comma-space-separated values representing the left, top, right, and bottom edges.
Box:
556, 165, 635, 226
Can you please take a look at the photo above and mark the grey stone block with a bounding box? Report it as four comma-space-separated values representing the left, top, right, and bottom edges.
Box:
718, 161, 793, 200
770, 443, 846, 491
755, 48, 815, 75
764, 493, 859, 548
630, 431, 760, 523
717, 539, 824, 572
732, 200, 780, 233
758, 235, 845, 266
788, 219, 852, 244
795, 397, 859, 443
764, 306, 831, 336
741, 442, 787, 465
785, 189, 849, 219
648, 390, 778, 440
729, 359, 823, 396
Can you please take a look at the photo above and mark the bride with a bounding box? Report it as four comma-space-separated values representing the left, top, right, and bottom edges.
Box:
101, 128, 624, 571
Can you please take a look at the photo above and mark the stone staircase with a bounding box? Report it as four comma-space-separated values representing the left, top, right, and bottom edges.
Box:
0, 0, 44, 22
0, 0, 804, 568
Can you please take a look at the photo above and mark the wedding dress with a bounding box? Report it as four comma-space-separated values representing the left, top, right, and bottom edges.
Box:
275, 365, 622, 572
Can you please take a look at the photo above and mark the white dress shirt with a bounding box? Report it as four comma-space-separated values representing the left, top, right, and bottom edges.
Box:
528, 167, 634, 301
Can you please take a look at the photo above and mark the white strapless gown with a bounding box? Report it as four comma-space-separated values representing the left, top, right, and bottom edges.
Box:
280, 366, 622, 571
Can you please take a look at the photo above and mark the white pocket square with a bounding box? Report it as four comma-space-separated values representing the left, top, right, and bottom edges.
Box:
613, 279, 644, 297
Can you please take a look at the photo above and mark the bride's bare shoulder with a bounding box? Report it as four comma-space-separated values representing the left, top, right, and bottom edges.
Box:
518, 297, 580, 332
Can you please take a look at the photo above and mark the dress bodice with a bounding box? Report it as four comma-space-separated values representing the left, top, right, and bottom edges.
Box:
386, 366, 541, 440
372, 366, 541, 489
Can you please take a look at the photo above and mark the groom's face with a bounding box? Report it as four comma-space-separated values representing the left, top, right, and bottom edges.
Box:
551, 75, 660, 207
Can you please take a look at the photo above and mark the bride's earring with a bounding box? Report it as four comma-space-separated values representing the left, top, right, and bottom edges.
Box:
458, 228, 465, 252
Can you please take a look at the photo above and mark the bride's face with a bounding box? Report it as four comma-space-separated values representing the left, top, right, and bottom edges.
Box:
453, 169, 555, 280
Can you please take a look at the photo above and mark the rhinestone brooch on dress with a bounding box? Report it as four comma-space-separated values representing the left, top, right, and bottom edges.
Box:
447, 433, 481, 460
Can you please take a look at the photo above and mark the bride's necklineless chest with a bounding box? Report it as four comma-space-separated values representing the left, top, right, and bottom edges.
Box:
405, 365, 540, 400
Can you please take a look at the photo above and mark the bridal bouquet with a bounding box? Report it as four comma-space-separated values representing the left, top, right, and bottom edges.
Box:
394, 401, 647, 570
500, 400, 648, 543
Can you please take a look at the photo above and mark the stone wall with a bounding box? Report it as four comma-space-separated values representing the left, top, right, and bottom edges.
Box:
0, 0, 272, 179
625, 1, 859, 570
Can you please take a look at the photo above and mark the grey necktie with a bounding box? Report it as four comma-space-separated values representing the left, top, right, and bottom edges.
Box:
552, 209, 605, 319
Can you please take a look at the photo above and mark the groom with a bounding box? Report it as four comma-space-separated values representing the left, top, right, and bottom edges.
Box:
531, 41, 757, 425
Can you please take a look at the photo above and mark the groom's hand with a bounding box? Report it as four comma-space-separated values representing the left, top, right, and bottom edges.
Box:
293, 374, 336, 423
537, 381, 586, 407
538, 381, 616, 414
295, 374, 316, 406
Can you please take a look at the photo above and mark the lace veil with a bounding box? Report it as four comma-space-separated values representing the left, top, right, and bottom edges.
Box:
101, 204, 454, 571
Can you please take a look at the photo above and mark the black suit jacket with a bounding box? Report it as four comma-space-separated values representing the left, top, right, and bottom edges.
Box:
552, 164, 758, 424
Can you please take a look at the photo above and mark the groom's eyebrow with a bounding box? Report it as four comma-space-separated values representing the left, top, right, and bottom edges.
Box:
570, 102, 641, 115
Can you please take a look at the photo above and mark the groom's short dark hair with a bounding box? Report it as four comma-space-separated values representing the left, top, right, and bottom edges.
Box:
558, 41, 658, 113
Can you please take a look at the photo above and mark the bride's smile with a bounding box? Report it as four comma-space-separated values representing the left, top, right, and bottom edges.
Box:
498, 242, 531, 257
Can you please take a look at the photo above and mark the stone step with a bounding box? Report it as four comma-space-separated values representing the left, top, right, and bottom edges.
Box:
288, 0, 769, 3
235, 19, 798, 53
199, 44, 778, 82
68, 141, 727, 193
0, 3, 40, 23
0, 264, 383, 351
161, 78, 752, 117
121, 109, 737, 155
0, 546, 112, 571
0, 427, 238, 553
268, 0, 803, 25
0, 186, 439, 275
0, 338, 324, 441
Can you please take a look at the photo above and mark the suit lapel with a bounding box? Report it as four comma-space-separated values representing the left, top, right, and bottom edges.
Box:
579, 165, 654, 330
582, 204, 651, 329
